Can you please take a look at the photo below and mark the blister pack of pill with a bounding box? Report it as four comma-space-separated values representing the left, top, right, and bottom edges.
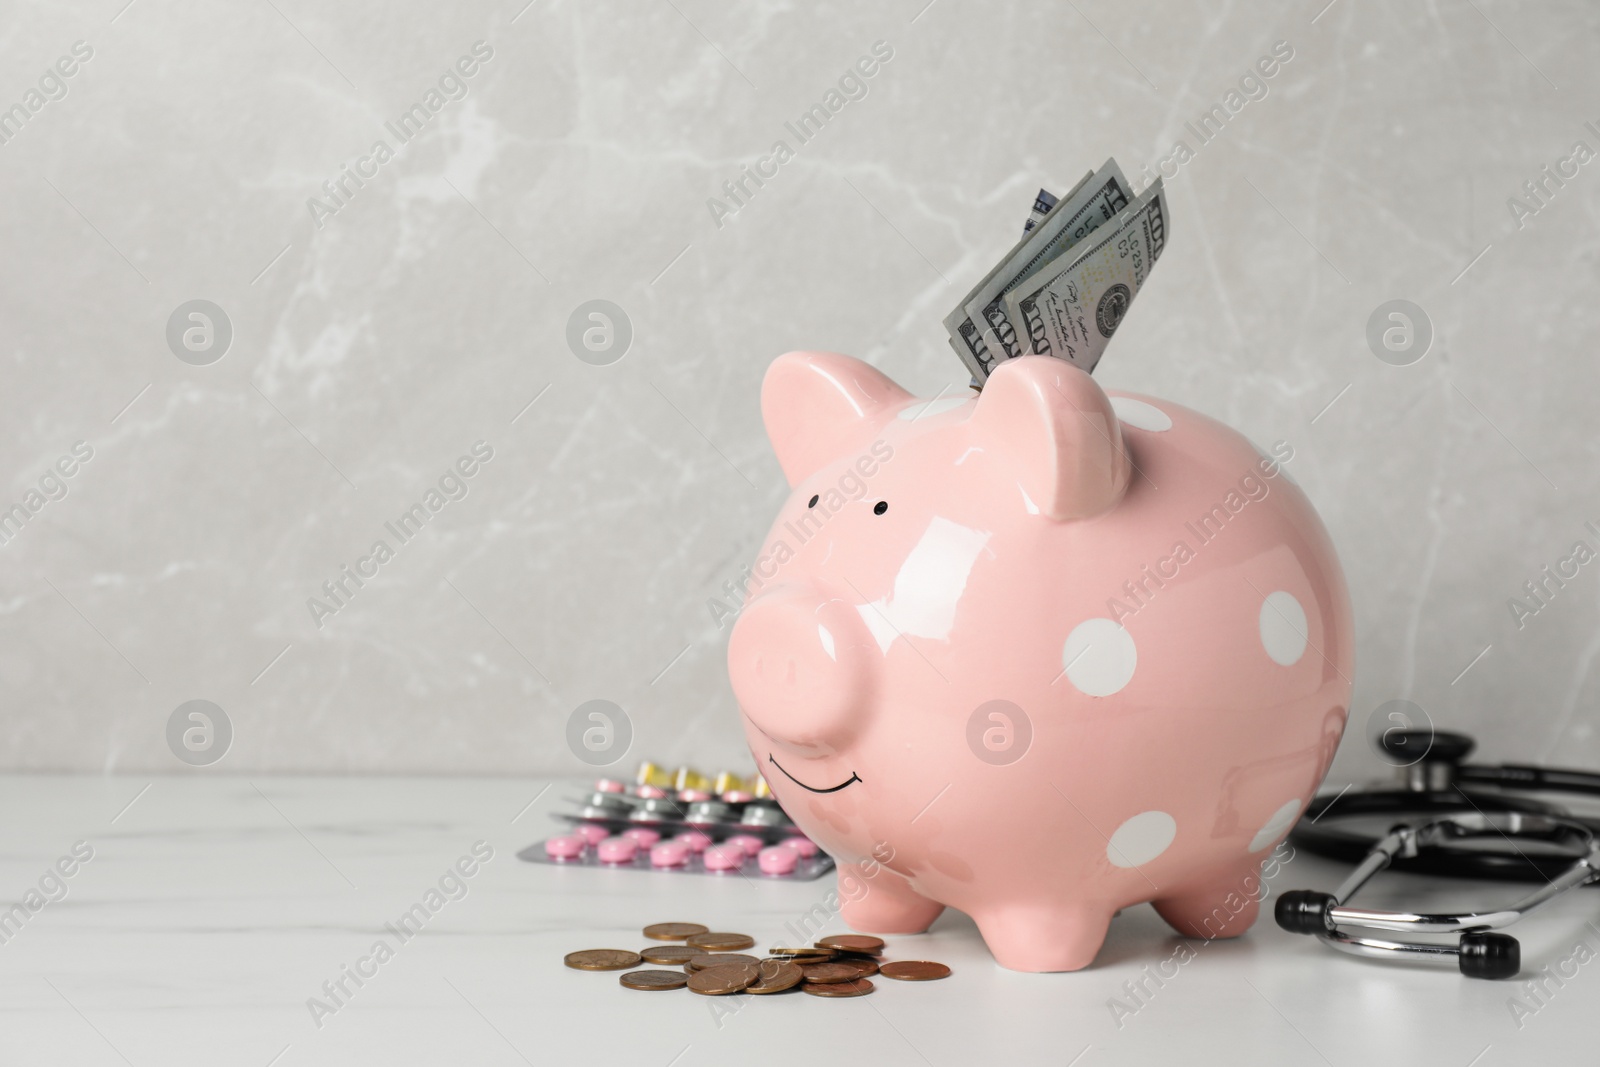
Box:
519, 763, 833, 880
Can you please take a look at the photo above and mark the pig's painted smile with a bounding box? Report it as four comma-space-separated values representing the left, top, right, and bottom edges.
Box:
767, 754, 861, 794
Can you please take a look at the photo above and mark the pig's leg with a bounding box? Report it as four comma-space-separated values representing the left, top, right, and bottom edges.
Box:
971, 903, 1114, 972
1151, 867, 1263, 940
836, 862, 945, 934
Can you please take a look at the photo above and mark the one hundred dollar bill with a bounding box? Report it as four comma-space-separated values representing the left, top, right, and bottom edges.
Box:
1001, 178, 1167, 375
1048, 168, 1096, 215
1021, 165, 1102, 234
1023, 188, 1058, 235
946, 161, 1133, 380
943, 170, 1092, 381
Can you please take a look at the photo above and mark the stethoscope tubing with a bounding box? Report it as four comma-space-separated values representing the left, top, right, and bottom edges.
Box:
1290, 785, 1600, 883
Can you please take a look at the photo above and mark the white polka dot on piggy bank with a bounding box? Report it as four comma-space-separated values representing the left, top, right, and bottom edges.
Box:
1062, 618, 1137, 696
1260, 590, 1310, 666
1249, 799, 1303, 853
729, 351, 1354, 972
1108, 811, 1178, 867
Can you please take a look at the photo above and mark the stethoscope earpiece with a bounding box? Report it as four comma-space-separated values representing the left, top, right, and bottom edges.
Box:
1458, 931, 1520, 981
1273, 889, 1335, 935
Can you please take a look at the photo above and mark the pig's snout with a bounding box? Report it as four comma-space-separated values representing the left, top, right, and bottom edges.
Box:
728, 587, 873, 754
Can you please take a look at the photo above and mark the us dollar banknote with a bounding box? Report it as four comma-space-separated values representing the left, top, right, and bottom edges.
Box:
956, 188, 1065, 390
944, 160, 1133, 380
1001, 178, 1167, 375
1023, 187, 1058, 235
943, 171, 1090, 381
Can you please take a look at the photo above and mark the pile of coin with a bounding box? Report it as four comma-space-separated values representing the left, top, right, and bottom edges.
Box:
563, 922, 951, 999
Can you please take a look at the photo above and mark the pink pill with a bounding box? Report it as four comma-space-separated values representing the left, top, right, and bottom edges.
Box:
650, 842, 690, 868
725, 834, 765, 858
758, 845, 799, 875
702, 844, 745, 871
622, 828, 661, 848
781, 836, 819, 858
544, 835, 584, 860
594, 778, 626, 793
721, 790, 755, 804
678, 789, 712, 803
673, 831, 711, 853
596, 837, 637, 864
637, 785, 668, 800
573, 824, 609, 846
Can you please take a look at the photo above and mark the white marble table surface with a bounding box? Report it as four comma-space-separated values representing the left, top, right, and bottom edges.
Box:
2, 775, 1594, 1067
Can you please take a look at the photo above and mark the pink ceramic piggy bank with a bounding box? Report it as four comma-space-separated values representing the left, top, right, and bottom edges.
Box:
727, 351, 1353, 972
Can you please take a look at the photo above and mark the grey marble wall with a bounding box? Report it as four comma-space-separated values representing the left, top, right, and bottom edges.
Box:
2, 0, 1596, 783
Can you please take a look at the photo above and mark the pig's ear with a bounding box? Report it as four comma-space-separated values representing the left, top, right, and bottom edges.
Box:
761, 351, 911, 486
971, 356, 1131, 520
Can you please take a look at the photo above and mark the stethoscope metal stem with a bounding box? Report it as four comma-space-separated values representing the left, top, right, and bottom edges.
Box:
1317, 929, 1462, 965
1278, 811, 1600, 979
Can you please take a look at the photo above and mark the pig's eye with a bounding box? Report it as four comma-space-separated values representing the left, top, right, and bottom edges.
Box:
808, 494, 819, 508
873, 501, 888, 515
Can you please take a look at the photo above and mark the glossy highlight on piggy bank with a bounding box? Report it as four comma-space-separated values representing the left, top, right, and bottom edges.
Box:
727, 351, 1353, 972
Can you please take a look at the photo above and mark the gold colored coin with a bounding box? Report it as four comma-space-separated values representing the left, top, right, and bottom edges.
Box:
829, 950, 883, 962
643, 923, 709, 942
798, 962, 863, 984
832, 958, 878, 979
639, 945, 699, 966
687, 953, 760, 972
767, 947, 834, 959
687, 963, 759, 995
878, 960, 951, 981
619, 969, 689, 991
564, 949, 643, 971
802, 977, 875, 998
746, 960, 803, 994
687, 932, 756, 952
816, 934, 885, 954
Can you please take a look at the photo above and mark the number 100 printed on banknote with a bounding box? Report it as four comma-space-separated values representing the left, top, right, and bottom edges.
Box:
1003, 179, 1167, 375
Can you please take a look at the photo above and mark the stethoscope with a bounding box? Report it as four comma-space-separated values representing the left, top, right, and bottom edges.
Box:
1278, 728, 1600, 979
